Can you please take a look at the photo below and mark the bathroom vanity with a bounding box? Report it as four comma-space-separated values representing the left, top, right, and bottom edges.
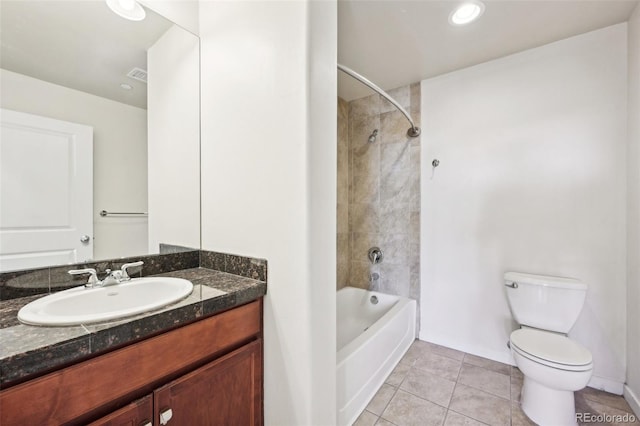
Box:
0, 262, 266, 426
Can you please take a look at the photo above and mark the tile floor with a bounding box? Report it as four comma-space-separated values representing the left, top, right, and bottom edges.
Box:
354, 340, 639, 426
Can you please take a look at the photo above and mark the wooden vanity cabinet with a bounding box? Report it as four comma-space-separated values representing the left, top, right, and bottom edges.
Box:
154, 339, 262, 426
0, 299, 263, 426
89, 395, 153, 426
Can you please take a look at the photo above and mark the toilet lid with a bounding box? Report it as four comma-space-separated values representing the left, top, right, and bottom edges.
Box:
510, 328, 592, 367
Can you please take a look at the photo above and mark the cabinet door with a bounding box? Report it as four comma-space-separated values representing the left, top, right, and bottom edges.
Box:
154, 339, 262, 426
88, 395, 153, 426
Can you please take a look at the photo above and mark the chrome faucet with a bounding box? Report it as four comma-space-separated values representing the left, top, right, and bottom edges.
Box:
119, 261, 144, 281
68, 261, 144, 288
68, 268, 99, 288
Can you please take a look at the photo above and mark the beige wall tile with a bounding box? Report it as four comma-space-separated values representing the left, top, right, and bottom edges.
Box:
381, 167, 412, 204
381, 110, 411, 144
410, 83, 420, 110
342, 83, 420, 298
381, 141, 411, 176
351, 232, 380, 262
350, 93, 381, 118
379, 263, 410, 296
350, 114, 380, 149
350, 260, 371, 288
350, 202, 380, 234
353, 143, 380, 178
410, 143, 421, 171
380, 201, 410, 236
337, 203, 349, 234
352, 172, 379, 204
381, 86, 411, 114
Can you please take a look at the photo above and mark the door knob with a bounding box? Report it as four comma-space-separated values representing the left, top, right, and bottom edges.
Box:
80, 235, 90, 244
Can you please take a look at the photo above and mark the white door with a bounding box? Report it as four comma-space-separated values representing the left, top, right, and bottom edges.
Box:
0, 109, 93, 271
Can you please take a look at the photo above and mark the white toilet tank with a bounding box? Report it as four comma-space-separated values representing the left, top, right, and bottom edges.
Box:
504, 272, 587, 333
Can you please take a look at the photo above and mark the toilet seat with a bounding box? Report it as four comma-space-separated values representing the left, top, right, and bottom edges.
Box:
510, 328, 593, 372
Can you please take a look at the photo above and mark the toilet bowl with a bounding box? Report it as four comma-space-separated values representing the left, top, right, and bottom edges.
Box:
510, 328, 593, 426
504, 272, 593, 426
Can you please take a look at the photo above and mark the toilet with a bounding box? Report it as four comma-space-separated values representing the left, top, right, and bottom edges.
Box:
505, 272, 593, 426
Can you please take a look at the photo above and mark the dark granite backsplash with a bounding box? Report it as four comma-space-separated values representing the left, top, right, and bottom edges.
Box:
200, 250, 267, 282
0, 249, 267, 301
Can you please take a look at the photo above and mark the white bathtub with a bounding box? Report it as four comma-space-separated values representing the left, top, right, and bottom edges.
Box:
336, 286, 416, 426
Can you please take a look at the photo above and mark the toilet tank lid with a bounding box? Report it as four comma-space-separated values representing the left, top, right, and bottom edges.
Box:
504, 272, 586, 290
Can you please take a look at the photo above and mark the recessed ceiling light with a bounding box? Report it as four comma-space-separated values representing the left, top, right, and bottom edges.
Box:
120, 83, 133, 90
449, 1, 485, 26
106, 0, 146, 21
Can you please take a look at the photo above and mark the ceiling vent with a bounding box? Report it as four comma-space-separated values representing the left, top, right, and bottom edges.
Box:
126, 67, 148, 83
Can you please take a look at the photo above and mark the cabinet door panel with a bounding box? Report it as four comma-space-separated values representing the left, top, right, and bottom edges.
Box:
0, 300, 261, 425
88, 395, 153, 426
154, 339, 262, 426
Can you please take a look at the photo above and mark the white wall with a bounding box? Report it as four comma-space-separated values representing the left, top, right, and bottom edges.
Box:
626, 3, 640, 415
199, 1, 337, 424
139, 0, 199, 35
420, 24, 628, 393
147, 26, 200, 253
0, 69, 148, 260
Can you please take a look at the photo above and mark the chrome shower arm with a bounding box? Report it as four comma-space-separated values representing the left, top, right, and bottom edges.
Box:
338, 63, 420, 138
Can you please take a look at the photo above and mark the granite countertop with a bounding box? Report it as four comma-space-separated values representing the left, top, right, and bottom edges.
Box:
0, 267, 266, 387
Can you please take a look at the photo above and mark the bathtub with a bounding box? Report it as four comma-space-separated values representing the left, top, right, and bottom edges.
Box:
336, 286, 416, 426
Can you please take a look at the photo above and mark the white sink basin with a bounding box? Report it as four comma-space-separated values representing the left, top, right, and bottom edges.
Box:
18, 277, 194, 326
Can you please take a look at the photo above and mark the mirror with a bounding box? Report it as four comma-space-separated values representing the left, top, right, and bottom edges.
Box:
0, 1, 200, 272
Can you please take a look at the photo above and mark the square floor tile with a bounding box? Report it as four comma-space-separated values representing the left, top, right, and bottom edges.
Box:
428, 343, 465, 361
575, 393, 640, 425
400, 367, 456, 407
457, 363, 510, 400
449, 384, 510, 426
444, 410, 488, 426
577, 387, 635, 413
367, 383, 397, 415
354, 410, 379, 426
511, 402, 536, 426
511, 375, 523, 402
386, 361, 411, 387
402, 340, 433, 364
381, 389, 447, 426
413, 351, 462, 381
463, 353, 511, 376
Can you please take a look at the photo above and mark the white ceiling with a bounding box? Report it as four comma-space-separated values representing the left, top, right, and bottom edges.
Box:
338, 0, 639, 101
0, 1, 173, 109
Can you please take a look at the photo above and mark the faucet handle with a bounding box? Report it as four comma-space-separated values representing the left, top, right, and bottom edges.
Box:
121, 261, 144, 280
68, 268, 99, 287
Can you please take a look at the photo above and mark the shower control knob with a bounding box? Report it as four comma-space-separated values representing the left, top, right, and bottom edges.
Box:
368, 247, 383, 264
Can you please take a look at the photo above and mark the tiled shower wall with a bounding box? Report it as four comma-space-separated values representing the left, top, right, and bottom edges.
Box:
337, 98, 350, 289
337, 83, 421, 303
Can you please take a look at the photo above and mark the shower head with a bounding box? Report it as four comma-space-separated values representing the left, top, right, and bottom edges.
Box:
368, 129, 378, 143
